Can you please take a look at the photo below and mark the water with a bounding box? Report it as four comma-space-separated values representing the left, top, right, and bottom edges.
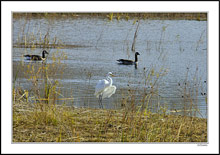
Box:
13, 17, 207, 118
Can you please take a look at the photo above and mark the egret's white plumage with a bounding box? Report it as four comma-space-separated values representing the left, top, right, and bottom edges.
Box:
94, 79, 111, 98
94, 72, 116, 108
102, 85, 116, 99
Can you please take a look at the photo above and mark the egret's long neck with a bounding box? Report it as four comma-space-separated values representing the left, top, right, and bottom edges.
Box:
107, 76, 113, 86
135, 54, 138, 62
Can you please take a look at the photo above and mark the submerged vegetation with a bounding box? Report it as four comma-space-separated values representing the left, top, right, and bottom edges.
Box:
13, 13, 207, 142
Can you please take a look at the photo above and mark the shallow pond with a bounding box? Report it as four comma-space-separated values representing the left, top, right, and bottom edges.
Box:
13, 17, 207, 118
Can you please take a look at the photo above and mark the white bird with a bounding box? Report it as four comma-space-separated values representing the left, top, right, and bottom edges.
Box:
94, 72, 117, 108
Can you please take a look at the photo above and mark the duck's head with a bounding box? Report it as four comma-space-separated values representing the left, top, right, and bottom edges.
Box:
43, 50, 49, 54
135, 52, 140, 56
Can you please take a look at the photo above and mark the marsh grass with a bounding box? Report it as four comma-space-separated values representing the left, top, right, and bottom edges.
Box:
13, 13, 207, 21
13, 100, 207, 142
175, 66, 207, 118
13, 49, 68, 106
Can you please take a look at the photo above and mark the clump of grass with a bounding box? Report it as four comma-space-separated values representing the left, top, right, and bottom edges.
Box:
107, 13, 114, 21
116, 13, 121, 21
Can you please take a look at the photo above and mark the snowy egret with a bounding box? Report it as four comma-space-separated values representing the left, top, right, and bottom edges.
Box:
24, 50, 49, 61
94, 72, 116, 108
117, 52, 140, 65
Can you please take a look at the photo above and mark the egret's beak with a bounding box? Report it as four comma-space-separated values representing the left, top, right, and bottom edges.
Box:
110, 73, 116, 77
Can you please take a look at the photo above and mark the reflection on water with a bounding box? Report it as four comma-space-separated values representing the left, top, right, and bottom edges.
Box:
13, 18, 207, 118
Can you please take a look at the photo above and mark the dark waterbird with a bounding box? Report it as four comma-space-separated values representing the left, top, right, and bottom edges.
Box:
24, 50, 49, 61
117, 52, 140, 65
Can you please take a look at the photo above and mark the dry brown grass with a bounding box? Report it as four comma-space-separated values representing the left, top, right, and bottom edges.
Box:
13, 13, 207, 21
13, 100, 207, 142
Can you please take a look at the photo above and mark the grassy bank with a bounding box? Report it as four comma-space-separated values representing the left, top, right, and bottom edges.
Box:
13, 100, 207, 142
13, 12, 207, 21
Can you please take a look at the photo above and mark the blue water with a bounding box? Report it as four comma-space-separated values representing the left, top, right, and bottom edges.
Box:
13, 17, 207, 118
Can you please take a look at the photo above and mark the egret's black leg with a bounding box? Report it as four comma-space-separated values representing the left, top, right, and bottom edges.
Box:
98, 95, 103, 109
98, 95, 101, 108
99, 94, 104, 109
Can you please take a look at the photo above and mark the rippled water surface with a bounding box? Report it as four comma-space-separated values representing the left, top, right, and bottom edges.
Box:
13, 17, 207, 118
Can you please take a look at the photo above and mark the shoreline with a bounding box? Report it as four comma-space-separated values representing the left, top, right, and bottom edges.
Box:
13, 13, 207, 21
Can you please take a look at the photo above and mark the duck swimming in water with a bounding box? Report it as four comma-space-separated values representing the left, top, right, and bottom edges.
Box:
24, 50, 49, 61
117, 52, 140, 65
